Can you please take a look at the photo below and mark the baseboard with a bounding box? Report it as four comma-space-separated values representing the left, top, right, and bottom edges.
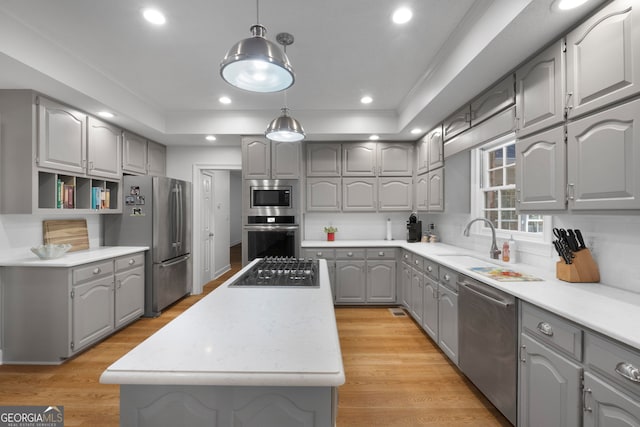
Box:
214, 265, 231, 280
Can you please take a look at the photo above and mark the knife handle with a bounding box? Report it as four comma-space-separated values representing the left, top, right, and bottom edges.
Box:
574, 229, 586, 249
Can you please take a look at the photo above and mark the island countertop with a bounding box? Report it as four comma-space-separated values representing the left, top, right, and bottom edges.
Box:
100, 259, 345, 387
0, 246, 149, 267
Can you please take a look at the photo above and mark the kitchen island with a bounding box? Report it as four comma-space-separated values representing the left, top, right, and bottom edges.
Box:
100, 259, 344, 427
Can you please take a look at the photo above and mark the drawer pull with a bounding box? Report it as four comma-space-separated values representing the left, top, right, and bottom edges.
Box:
128, 259, 135, 265
378, 251, 384, 256
404, 254, 409, 260
537, 322, 554, 336
316, 252, 322, 257
414, 259, 419, 265
347, 252, 353, 257
443, 273, 450, 282
615, 362, 640, 383
93, 267, 101, 275
427, 265, 432, 272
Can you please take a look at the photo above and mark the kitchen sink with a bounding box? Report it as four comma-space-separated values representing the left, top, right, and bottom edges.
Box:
437, 254, 500, 269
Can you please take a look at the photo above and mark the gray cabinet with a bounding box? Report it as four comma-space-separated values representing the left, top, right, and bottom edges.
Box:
516, 126, 567, 211
415, 173, 429, 211
416, 127, 444, 176
342, 142, 377, 176
567, 97, 640, 210
146, 140, 166, 177
377, 143, 413, 176
122, 132, 148, 175
400, 252, 412, 309
306, 177, 341, 212
515, 40, 565, 138
72, 261, 115, 352
87, 116, 122, 180
37, 96, 87, 175
1, 252, 145, 364
422, 275, 439, 342
583, 372, 640, 427
519, 333, 583, 427
443, 105, 471, 141
367, 260, 396, 303
342, 177, 377, 211
470, 74, 515, 126
427, 168, 444, 212
378, 177, 412, 211
301, 248, 336, 298
437, 267, 459, 365
335, 259, 366, 303
306, 143, 341, 176
566, 0, 640, 119
410, 269, 424, 324
243, 137, 299, 179
114, 253, 145, 328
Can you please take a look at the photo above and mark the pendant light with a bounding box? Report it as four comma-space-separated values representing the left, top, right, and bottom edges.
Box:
220, 0, 294, 93
265, 33, 305, 142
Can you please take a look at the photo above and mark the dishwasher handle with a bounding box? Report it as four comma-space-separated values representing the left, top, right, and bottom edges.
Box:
459, 280, 513, 308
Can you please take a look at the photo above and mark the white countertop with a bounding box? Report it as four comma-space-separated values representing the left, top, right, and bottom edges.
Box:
303, 240, 640, 351
100, 259, 345, 387
0, 246, 149, 267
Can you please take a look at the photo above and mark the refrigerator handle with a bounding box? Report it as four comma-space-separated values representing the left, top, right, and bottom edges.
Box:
177, 183, 183, 251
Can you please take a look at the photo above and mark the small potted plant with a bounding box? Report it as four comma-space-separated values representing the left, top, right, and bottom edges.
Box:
324, 226, 338, 241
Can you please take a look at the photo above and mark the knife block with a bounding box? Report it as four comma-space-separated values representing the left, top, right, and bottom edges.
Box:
556, 249, 600, 283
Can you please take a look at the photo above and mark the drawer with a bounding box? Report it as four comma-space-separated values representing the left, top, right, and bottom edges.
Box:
72, 260, 114, 284
302, 248, 335, 260
335, 248, 365, 259
438, 266, 458, 292
585, 332, 640, 397
521, 302, 583, 361
411, 255, 424, 271
423, 258, 439, 280
366, 248, 396, 260
400, 250, 413, 265
115, 253, 145, 272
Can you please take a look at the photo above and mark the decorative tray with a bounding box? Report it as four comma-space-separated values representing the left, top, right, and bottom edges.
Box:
469, 267, 543, 282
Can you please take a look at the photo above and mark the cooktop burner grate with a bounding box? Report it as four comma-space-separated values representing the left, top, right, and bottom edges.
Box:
230, 257, 319, 287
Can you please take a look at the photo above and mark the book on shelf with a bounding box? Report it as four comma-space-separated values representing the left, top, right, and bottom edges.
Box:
57, 179, 63, 208
63, 184, 75, 209
92, 187, 111, 210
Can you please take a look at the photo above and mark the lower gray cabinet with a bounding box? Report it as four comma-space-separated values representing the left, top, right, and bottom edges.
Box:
583, 372, 640, 427
519, 333, 582, 427
301, 248, 336, 298
367, 260, 396, 303
437, 283, 458, 365
114, 254, 145, 328
72, 267, 115, 352
335, 259, 366, 303
401, 254, 412, 308
410, 268, 424, 323
422, 275, 439, 341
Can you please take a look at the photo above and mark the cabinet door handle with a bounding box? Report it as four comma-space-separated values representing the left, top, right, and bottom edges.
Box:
567, 183, 575, 201
537, 322, 554, 336
520, 345, 527, 363
582, 388, 592, 413
117, 280, 122, 289
93, 267, 101, 275
615, 362, 640, 383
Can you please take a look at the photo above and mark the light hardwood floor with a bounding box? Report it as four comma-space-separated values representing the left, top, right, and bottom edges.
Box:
0, 245, 510, 426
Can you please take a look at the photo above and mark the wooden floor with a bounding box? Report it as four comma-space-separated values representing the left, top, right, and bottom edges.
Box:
0, 243, 510, 426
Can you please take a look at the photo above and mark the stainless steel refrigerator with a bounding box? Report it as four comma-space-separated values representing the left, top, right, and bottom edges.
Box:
104, 176, 192, 317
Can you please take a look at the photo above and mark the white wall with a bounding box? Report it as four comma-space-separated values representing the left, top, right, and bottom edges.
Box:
166, 145, 241, 182
304, 212, 414, 242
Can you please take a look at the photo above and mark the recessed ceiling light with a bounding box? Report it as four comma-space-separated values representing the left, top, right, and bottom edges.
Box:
142, 8, 166, 25
360, 96, 373, 104
369, 134, 380, 141
97, 111, 115, 118
556, 0, 589, 10
410, 128, 422, 135
205, 135, 217, 142
392, 7, 413, 24
219, 96, 232, 105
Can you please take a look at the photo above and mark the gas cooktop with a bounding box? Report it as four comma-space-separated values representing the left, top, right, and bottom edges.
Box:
230, 257, 319, 288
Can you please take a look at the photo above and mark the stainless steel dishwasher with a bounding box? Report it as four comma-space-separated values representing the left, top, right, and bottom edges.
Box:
458, 274, 517, 425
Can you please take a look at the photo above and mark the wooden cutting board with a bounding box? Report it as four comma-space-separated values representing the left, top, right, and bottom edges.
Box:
43, 219, 89, 252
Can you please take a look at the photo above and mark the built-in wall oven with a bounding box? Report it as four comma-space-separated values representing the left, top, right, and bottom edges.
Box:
242, 180, 300, 265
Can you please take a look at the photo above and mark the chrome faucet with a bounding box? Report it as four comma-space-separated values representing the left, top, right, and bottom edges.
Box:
463, 217, 501, 260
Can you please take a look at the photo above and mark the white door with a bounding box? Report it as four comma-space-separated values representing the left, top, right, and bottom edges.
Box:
212, 171, 231, 277
200, 172, 214, 284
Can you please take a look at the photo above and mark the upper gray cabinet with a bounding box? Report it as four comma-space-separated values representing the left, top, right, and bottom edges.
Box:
342, 177, 377, 211
443, 105, 471, 141
87, 116, 122, 180
377, 143, 413, 176
122, 132, 148, 175
306, 177, 341, 212
470, 74, 515, 126
515, 41, 566, 138
427, 168, 444, 212
342, 142, 377, 176
567, 97, 640, 210
242, 137, 299, 179
378, 177, 412, 211
416, 127, 444, 175
306, 143, 341, 176
146, 140, 166, 177
37, 97, 87, 175
566, 0, 640, 119
516, 126, 567, 212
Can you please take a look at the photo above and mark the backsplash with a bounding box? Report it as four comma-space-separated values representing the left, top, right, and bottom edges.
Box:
303, 212, 413, 242
0, 214, 101, 258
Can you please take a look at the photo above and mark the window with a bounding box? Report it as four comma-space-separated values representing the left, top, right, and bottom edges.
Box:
477, 138, 545, 236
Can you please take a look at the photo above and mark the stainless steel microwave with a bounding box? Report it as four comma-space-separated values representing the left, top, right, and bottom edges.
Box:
244, 179, 298, 217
